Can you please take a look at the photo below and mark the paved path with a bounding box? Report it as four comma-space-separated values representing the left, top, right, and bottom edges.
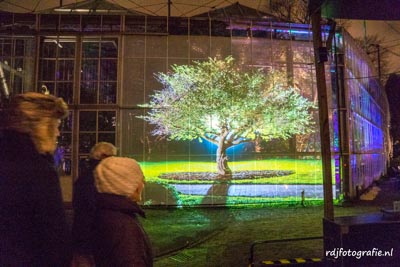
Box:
171, 184, 337, 198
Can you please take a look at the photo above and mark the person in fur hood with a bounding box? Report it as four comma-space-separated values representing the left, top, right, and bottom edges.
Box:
93, 156, 153, 267
0, 92, 71, 266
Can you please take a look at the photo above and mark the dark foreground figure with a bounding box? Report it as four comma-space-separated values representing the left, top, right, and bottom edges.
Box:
0, 92, 71, 266
93, 156, 153, 267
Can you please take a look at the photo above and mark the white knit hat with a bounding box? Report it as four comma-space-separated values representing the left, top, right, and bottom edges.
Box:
94, 156, 144, 198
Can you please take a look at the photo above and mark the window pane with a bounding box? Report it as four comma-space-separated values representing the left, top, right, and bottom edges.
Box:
60, 14, 80, 32
81, 59, 98, 80
102, 15, 121, 32
39, 59, 56, 80
125, 16, 145, 33
41, 42, 57, 58
80, 81, 97, 104
146, 36, 167, 58
57, 82, 73, 104
14, 57, 24, 70
98, 111, 116, 131
232, 27, 248, 37
57, 60, 74, 81
123, 35, 145, 57
100, 59, 117, 80
82, 16, 101, 32
60, 111, 73, 132
15, 39, 25, 56
101, 40, 118, 57
13, 14, 36, 33
0, 39, 11, 57
0, 13, 12, 29
98, 133, 115, 144
39, 40, 76, 105
146, 16, 167, 33
83, 42, 99, 58
169, 17, 188, 35
79, 133, 96, 153
169, 36, 188, 58
79, 111, 97, 131
80, 39, 118, 104
13, 76, 23, 95
59, 132, 72, 153
40, 14, 59, 31
59, 42, 75, 58
99, 82, 116, 104
211, 19, 230, 37
232, 37, 251, 65
190, 18, 209, 35
190, 36, 209, 59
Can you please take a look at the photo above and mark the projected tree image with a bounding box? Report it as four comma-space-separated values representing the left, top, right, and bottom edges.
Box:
140, 57, 315, 176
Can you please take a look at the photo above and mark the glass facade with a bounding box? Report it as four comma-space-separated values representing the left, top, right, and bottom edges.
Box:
0, 37, 35, 94
340, 31, 390, 195
39, 38, 75, 103
80, 39, 118, 104
0, 12, 390, 204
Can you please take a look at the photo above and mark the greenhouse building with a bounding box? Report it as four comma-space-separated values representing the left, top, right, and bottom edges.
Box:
0, 2, 390, 206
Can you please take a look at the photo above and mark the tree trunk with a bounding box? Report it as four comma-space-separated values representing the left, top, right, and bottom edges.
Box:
216, 144, 232, 176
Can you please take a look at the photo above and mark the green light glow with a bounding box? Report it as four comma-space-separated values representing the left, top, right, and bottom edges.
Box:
139, 158, 339, 206
141, 159, 325, 185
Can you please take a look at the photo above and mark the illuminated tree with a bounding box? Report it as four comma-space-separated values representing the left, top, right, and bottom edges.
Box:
139, 57, 315, 176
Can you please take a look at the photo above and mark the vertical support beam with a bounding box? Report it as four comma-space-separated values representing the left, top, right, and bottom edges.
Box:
34, 30, 41, 92
311, 10, 334, 220
336, 53, 351, 201
167, 0, 171, 33
286, 25, 296, 155
72, 35, 82, 182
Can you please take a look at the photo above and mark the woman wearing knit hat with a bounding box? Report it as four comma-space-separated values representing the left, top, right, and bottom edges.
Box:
0, 92, 71, 266
93, 156, 153, 267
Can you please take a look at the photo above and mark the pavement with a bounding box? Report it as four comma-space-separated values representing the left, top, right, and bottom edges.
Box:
353, 177, 400, 208
172, 183, 337, 198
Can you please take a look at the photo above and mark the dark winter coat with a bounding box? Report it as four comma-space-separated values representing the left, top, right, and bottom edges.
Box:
72, 158, 101, 254
0, 130, 71, 266
94, 193, 153, 267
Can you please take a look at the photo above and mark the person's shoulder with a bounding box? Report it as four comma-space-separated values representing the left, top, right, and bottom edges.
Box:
80, 158, 100, 172
75, 159, 99, 185
85, 158, 101, 169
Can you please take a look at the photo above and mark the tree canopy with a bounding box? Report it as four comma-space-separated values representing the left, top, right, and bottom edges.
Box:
139, 56, 315, 174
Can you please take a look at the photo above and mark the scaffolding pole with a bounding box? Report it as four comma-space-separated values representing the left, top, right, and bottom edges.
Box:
311, 9, 334, 221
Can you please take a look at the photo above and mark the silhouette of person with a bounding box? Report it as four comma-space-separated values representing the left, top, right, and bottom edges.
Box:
72, 142, 117, 267
93, 156, 153, 266
0, 92, 71, 266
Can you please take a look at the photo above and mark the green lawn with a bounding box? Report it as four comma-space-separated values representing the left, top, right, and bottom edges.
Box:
140, 158, 328, 185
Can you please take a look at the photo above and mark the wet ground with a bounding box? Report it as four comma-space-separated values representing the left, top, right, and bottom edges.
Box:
65, 177, 400, 266
143, 177, 400, 267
